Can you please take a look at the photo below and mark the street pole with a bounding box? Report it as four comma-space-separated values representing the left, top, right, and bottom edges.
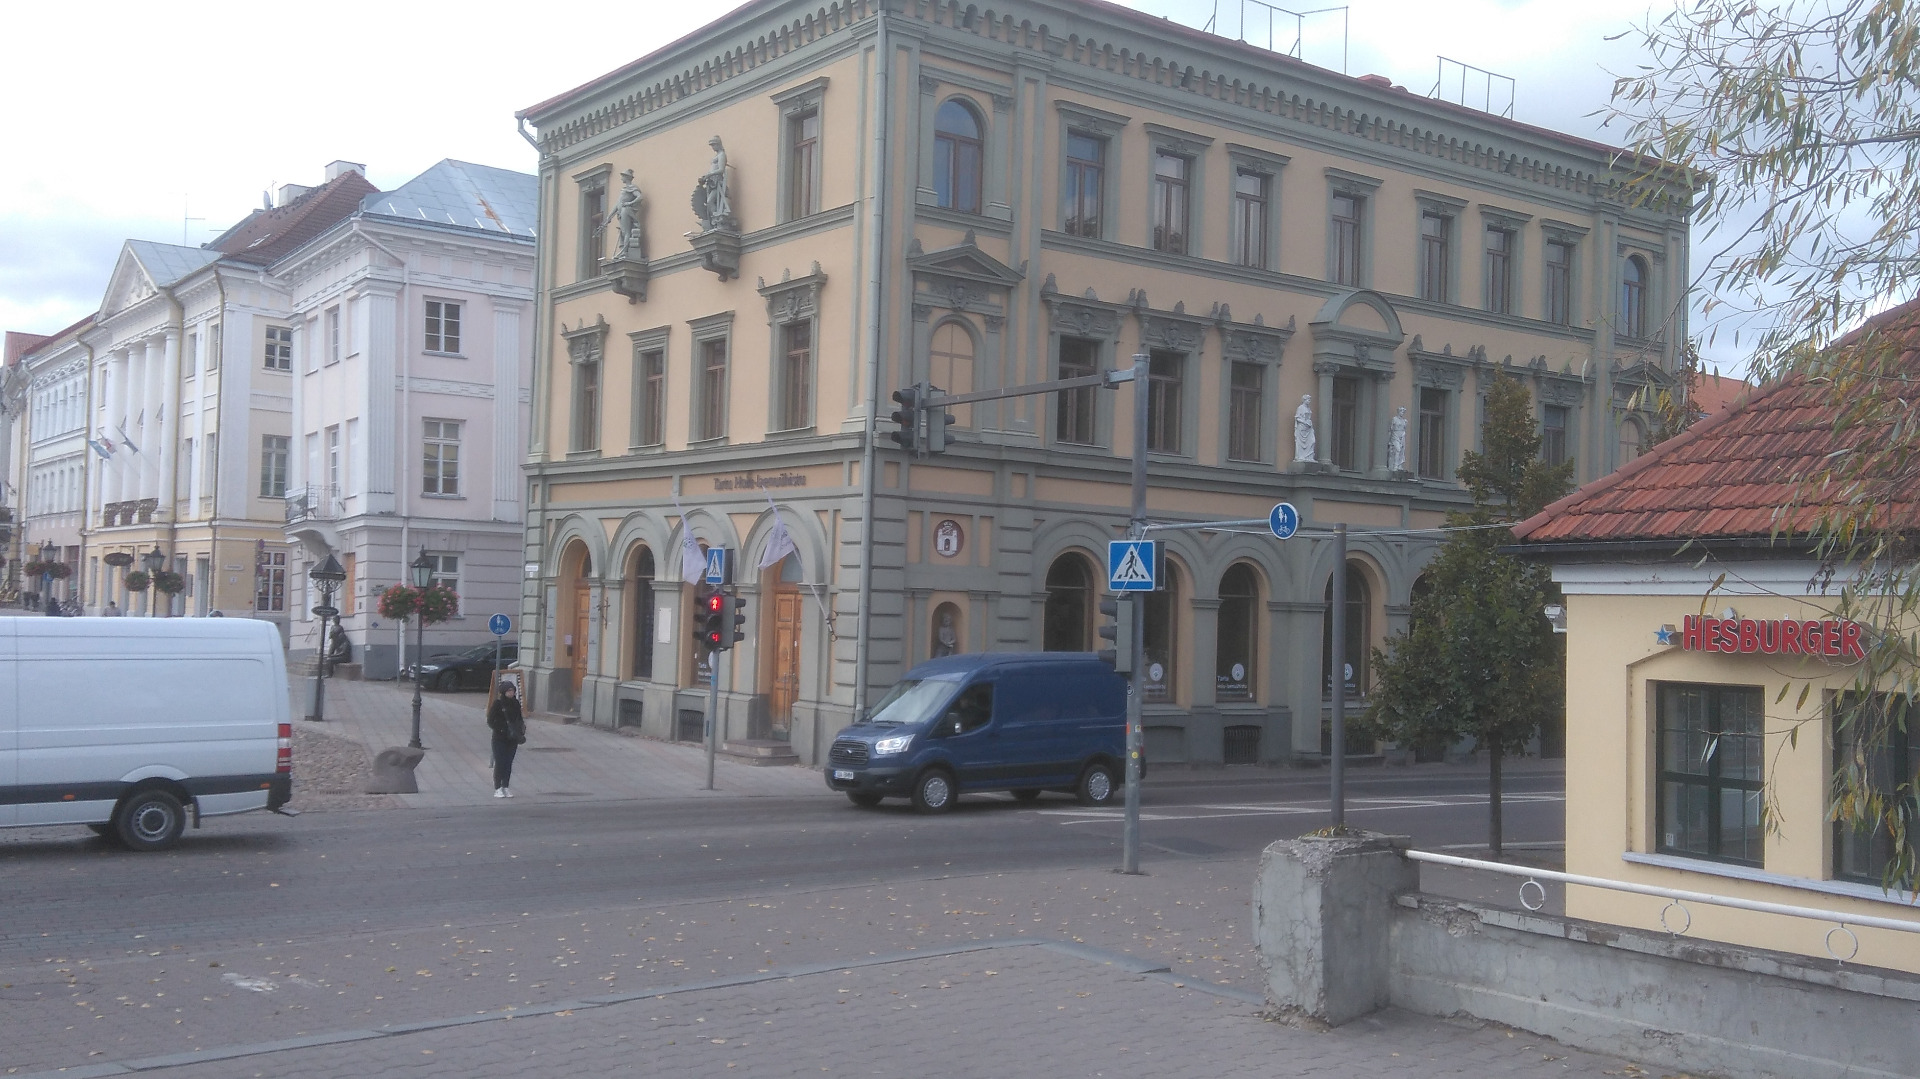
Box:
311, 610, 329, 722
1329, 522, 1348, 829
409, 612, 425, 749
704, 648, 721, 791
1122, 352, 1149, 876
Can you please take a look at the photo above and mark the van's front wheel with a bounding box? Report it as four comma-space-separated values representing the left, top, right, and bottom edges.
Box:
911, 769, 956, 814
115, 789, 186, 851
1076, 762, 1118, 807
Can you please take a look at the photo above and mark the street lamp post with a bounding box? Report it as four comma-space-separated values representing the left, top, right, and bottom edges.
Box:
307, 554, 346, 723
40, 540, 58, 615
407, 548, 434, 750
141, 545, 165, 617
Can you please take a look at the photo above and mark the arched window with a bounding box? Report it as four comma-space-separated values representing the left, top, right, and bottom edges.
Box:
628, 546, 656, 681
1143, 562, 1183, 703
1216, 563, 1260, 702
1621, 256, 1648, 338
1322, 562, 1371, 697
933, 99, 984, 214
1618, 416, 1645, 465
1042, 553, 1094, 652
928, 321, 975, 426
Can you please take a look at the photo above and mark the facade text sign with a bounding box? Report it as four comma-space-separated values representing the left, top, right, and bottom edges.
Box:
1680, 615, 1866, 660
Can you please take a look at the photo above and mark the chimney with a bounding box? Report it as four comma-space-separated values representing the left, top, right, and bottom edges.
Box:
274, 183, 314, 208
324, 160, 366, 182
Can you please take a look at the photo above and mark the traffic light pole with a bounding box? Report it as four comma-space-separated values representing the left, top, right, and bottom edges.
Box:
1122, 352, 1148, 876
705, 648, 721, 791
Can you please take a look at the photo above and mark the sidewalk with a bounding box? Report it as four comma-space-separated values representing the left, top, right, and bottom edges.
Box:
295, 676, 825, 807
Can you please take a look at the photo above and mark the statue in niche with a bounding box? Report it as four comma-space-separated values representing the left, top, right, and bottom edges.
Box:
601, 169, 645, 261
931, 606, 960, 659
1387, 406, 1409, 473
1293, 394, 1317, 463
691, 137, 736, 232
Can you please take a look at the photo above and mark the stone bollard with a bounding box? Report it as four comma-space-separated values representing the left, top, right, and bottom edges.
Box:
1254, 831, 1416, 1026
366, 746, 426, 794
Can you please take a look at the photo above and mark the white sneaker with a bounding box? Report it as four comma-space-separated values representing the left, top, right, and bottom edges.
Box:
502, 787, 513, 798
493, 788, 506, 799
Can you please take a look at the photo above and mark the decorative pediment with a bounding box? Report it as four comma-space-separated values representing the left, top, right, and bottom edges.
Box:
1610, 358, 1674, 407
1408, 338, 1470, 390
907, 232, 1025, 289
1212, 304, 1294, 365
1039, 275, 1122, 339
758, 262, 827, 325
100, 249, 159, 319
1309, 289, 1404, 373
1128, 293, 1207, 353
561, 316, 609, 365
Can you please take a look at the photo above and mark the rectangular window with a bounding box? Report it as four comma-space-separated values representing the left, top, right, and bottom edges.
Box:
1062, 133, 1105, 238
780, 321, 814, 431
1416, 387, 1447, 480
265, 326, 292, 371
424, 300, 461, 354
1657, 682, 1765, 867
255, 551, 286, 613
424, 553, 460, 615
1146, 350, 1184, 454
185, 333, 199, 380
1055, 337, 1098, 445
1330, 376, 1360, 471
207, 323, 221, 372
345, 418, 361, 496
325, 425, 342, 490
635, 348, 665, 447
572, 353, 600, 452
697, 338, 728, 442
1545, 240, 1574, 325
787, 110, 821, 219
1331, 194, 1364, 286
326, 308, 341, 366
1833, 693, 1920, 884
1485, 226, 1514, 314
578, 182, 606, 281
341, 553, 356, 616
1418, 211, 1451, 302
1151, 152, 1191, 254
1227, 361, 1264, 462
1542, 404, 1569, 466
1231, 170, 1269, 269
423, 419, 461, 495
260, 434, 289, 498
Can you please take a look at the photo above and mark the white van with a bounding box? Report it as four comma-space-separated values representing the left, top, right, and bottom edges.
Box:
0, 617, 293, 850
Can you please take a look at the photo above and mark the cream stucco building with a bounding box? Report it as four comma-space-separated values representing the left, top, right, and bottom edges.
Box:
515, 0, 1692, 766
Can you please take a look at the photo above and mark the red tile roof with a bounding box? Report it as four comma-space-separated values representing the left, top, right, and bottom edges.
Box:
206, 170, 379, 265
1513, 302, 1920, 545
4, 331, 51, 367
1691, 369, 1751, 416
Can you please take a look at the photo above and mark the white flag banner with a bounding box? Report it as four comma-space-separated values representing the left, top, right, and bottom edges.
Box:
758, 492, 798, 570
672, 495, 706, 583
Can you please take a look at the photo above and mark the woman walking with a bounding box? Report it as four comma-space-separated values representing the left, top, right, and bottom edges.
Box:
487, 680, 526, 798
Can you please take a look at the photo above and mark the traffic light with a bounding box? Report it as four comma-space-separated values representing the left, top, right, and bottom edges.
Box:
889, 385, 921, 454
724, 593, 748, 649
927, 402, 956, 454
693, 584, 726, 652
1097, 595, 1136, 673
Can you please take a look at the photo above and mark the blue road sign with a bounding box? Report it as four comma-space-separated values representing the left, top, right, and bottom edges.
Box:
489, 613, 513, 636
1108, 540, 1157, 592
1268, 501, 1300, 540
704, 547, 728, 585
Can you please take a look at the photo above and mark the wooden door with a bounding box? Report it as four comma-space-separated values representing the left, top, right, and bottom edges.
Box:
570, 580, 589, 696
769, 590, 803, 738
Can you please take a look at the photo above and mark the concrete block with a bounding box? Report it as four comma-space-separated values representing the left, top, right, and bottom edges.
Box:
1254, 831, 1416, 1025
365, 746, 425, 794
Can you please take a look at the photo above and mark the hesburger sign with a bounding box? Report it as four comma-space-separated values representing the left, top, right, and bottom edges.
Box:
1681, 615, 1866, 660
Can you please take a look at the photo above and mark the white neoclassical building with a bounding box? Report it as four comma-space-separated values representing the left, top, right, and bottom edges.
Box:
11, 318, 95, 606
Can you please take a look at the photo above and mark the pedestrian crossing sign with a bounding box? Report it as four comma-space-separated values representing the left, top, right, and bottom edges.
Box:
704, 547, 730, 585
1108, 540, 1159, 592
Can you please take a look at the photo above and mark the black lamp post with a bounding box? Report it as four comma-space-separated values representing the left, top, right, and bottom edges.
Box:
141, 544, 165, 618
407, 547, 434, 750
40, 540, 56, 615
308, 553, 346, 723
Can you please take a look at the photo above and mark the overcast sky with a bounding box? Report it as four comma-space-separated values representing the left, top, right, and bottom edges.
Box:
3, 0, 1701, 360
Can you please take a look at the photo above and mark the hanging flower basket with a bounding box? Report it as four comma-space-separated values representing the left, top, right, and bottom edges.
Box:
152, 570, 186, 595
377, 582, 459, 626
44, 561, 71, 580
124, 570, 151, 592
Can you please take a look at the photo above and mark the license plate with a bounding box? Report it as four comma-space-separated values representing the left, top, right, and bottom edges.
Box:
833, 769, 855, 781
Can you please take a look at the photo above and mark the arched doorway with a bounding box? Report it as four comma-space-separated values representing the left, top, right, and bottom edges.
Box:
626, 545, 656, 681
758, 553, 804, 741
561, 542, 593, 702
1216, 563, 1261, 702
1042, 553, 1095, 652
1322, 561, 1372, 698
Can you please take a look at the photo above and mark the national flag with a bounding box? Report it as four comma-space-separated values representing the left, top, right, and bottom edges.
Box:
758, 491, 797, 570
88, 437, 116, 460
117, 423, 140, 455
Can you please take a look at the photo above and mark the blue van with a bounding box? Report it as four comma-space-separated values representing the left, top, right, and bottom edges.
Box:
824, 652, 1133, 812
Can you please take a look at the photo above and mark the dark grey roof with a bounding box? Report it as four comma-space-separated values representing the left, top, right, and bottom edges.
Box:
126, 240, 221, 286
359, 159, 537, 239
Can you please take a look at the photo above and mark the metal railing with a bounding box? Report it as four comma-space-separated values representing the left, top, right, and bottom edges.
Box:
1407, 849, 1920, 964
284, 485, 340, 523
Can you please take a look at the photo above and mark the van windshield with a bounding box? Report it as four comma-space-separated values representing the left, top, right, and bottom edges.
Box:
863, 676, 962, 728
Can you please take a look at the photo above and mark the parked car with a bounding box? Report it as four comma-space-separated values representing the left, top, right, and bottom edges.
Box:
0, 616, 294, 850
408, 641, 519, 691
825, 652, 1135, 813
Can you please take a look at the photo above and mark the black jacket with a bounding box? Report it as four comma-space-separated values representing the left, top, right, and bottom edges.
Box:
488, 696, 526, 744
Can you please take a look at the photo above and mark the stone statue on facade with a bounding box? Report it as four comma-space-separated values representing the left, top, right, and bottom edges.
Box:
691, 137, 735, 232
931, 609, 959, 659
602, 169, 645, 261
1387, 406, 1409, 473
1293, 394, 1317, 463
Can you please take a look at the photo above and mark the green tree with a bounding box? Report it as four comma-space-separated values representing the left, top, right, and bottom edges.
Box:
1367, 376, 1574, 858
1610, 0, 1920, 888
